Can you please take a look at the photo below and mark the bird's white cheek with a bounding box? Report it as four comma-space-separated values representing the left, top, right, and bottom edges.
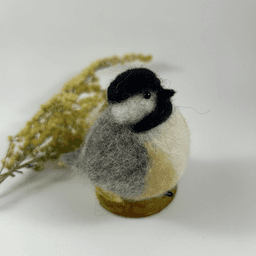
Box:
111, 104, 143, 124
110, 96, 156, 124
139, 100, 154, 112
128, 103, 143, 120
111, 105, 130, 123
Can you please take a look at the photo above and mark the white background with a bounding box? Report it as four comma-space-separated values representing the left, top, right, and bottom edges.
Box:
0, 0, 256, 255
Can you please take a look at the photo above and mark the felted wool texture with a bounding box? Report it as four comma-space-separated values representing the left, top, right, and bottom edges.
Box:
110, 91, 157, 126
61, 104, 190, 201
138, 105, 190, 182
60, 67, 191, 201
79, 107, 149, 199
129, 141, 178, 201
60, 146, 83, 168
60, 100, 106, 172
108, 68, 176, 133
130, 105, 190, 200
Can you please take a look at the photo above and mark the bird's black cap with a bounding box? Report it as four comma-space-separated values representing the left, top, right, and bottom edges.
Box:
108, 68, 163, 104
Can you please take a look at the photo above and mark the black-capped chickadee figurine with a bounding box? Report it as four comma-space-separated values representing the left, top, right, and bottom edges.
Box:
61, 68, 190, 202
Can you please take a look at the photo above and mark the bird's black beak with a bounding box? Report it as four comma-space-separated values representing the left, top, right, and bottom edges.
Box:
160, 89, 176, 99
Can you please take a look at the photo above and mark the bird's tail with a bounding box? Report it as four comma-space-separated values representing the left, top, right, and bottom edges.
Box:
60, 147, 83, 169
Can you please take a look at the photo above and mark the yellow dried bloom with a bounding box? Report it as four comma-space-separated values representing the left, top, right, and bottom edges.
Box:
0, 53, 152, 183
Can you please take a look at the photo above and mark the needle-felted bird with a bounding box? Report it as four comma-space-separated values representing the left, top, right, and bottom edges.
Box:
61, 68, 190, 202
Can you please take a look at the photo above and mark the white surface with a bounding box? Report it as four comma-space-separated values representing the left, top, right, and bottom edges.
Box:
0, 0, 256, 255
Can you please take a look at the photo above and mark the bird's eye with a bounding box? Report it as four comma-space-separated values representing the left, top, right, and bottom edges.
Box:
143, 91, 151, 99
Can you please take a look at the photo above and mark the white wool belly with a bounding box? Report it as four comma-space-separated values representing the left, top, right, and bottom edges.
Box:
138, 106, 190, 181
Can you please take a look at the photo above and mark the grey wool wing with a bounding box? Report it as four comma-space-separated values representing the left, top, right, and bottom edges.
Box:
80, 108, 149, 199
